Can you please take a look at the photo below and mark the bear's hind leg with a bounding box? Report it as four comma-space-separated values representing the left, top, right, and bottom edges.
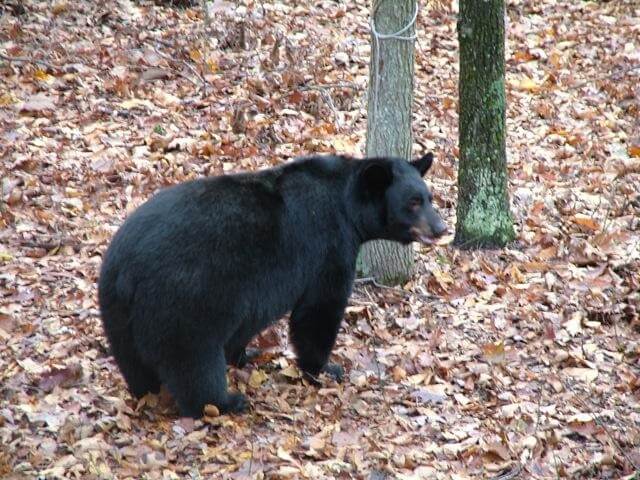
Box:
225, 345, 261, 368
109, 334, 161, 398
224, 324, 261, 368
158, 345, 247, 418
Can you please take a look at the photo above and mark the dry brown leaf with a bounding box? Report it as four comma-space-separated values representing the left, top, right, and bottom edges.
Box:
20, 94, 56, 112
572, 214, 600, 232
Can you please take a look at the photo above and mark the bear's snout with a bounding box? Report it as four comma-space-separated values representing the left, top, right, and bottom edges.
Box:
410, 214, 448, 244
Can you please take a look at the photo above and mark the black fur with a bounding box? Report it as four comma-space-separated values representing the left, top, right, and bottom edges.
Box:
98, 154, 446, 418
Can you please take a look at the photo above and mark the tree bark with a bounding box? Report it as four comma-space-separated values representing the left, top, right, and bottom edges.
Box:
455, 0, 515, 248
359, 0, 416, 285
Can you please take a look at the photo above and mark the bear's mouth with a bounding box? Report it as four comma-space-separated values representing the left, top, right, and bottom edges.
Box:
409, 227, 452, 245
409, 227, 436, 244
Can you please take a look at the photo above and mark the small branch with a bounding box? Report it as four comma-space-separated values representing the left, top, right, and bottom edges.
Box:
148, 45, 201, 89
0, 53, 58, 71
354, 276, 437, 304
489, 463, 523, 480
565, 380, 639, 471
152, 38, 176, 48
563, 64, 640, 91
355, 276, 402, 291
142, 37, 208, 94
181, 58, 208, 94
296, 82, 358, 92
19, 237, 77, 250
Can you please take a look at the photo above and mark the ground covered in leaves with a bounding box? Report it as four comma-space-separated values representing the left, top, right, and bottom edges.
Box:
1, 0, 640, 478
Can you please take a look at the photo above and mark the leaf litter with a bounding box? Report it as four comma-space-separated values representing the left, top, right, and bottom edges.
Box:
0, 0, 639, 478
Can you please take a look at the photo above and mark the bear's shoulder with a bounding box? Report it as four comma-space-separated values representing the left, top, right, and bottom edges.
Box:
282, 155, 352, 179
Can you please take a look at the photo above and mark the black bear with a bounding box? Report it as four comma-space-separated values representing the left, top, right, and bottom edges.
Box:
98, 153, 447, 417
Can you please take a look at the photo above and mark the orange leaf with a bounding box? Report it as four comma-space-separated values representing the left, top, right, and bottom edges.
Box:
572, 214, 600, 232
482, 341, 505, 365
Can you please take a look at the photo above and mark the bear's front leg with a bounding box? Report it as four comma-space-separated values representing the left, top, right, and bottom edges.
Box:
289, 299, 347, 383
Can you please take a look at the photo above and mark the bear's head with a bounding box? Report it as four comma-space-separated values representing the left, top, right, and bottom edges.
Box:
356, 152, 448, 245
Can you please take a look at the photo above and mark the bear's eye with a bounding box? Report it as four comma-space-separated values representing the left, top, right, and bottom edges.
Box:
408, 196, 423, 211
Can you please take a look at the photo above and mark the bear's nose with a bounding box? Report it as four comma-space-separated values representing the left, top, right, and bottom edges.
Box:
432, 222, 448, 238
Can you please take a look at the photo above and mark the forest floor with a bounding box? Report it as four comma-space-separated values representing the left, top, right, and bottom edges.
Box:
1, 0, 640, 479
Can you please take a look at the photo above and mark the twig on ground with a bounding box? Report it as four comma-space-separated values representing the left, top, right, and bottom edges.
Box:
566, 381, 639, 471
297, 82, 358, 92
147, 45, 201, 89
354, 276, 437, 304
489, 463, 523, 480
0, 53, 58, 71
181, 58, 208, 94
563, 64, 640, 91
141, 37, 207, 92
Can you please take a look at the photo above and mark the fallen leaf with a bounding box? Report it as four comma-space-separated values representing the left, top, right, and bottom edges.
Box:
572, 214, 600, 232
281, 365, 302, 379
514, 76, 540, 92
564, 368, 598, 383
482, 341, 505, 365
563, 312, 583, 336
38, 364, 83, 392
248, 369, 268, 389
412, 384, 447, 404
20, 94, 56, 112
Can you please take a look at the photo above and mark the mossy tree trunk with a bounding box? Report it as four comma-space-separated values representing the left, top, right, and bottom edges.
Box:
455, 0, 515, 248
359, 0, 416, 285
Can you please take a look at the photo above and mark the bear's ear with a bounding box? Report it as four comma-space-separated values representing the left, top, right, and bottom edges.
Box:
360, 161, 393, 196
410, 152, 434, 177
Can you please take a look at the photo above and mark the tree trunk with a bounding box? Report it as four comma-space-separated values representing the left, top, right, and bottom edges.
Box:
455, 0, 515, 248
359, 0, 416, 285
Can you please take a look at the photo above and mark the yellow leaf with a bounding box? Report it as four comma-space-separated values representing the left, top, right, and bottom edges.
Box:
515, 77, 540, 92
281, 365, 301, 379
628, 144, 640, 158
189, 49, 203, 62
236, 451, 253, 462
206, 58, 218, 73
34, 69, 55, 83
0, 93, 17, 106
330, 135, 360, 155
248, 369, 268, 389
0, 252, 13, 262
